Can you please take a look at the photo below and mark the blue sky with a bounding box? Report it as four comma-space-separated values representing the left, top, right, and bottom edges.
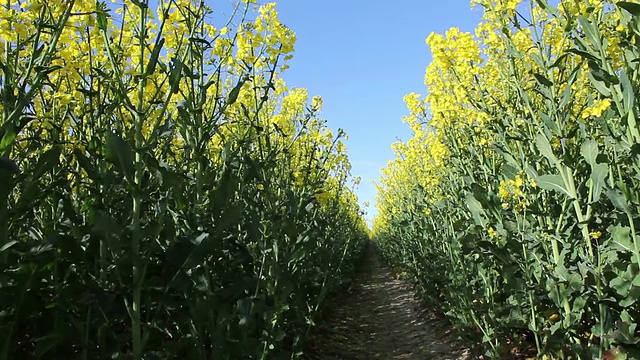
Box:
267, 1, 483, 220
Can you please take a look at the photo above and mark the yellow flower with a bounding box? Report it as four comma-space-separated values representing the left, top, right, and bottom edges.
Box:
499, 180, 510, 200
581, 99, 612, 118
488, 227, 498, 238
589, 231, 602, 239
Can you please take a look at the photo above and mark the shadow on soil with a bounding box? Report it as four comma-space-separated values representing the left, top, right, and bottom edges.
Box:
303, 243, 469, 360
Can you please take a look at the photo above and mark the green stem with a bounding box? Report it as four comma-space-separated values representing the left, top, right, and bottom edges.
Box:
131, 2, 149, 359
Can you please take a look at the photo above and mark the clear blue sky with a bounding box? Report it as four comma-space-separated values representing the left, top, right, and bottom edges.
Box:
269, 1, 483, 220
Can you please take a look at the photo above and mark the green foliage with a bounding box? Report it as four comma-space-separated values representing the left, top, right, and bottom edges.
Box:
374, 1, 640, 358
0, 1, 368, 359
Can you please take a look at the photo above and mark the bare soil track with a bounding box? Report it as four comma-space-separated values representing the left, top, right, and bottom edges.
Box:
304, 244, 470, 360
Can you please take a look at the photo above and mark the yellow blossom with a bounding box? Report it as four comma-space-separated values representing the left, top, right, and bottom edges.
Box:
582, 99, 612, 118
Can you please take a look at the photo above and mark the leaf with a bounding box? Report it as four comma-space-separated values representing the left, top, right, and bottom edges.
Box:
165, 239, 196, 268
618, 1, 640, 16
580, 139, 599, 166
92, 210, 122, 254
578, 15, 602, 48
605, 189, 630, 213
30, 146, 61, 182
0, 156, 19, 174
535, 133, 559, 165
168, 58, 184, 94
566, 48, 599, 62
34, 333, 66, 358
189, 37, 212, 47
533, 72, 554, 87
608, 224, 633, 253
581, 140, 609, 201
609, 264, 640, 304
145, 37, 165, 77
502, 163, 518, 180
73, 149, 99, 182
180, 233, 212, 269
493, 144, 519, 167
534, 0, 556, 14
0, 125, 18, 153
465, 193, 486, 227
558, 81, 572, 110
182, 205, 244, 269
35, 64, 64, 75
0, 240, 17, 252
95, 5, 110, 32
589, 163, 608, 201
587, 72, 612, 97
130, 0, 149, 9
536, 174, 573, 198
539, 112, 560, 135
227, 78, 245, 105
620, 70, 635, 112
105, 132, 135, 183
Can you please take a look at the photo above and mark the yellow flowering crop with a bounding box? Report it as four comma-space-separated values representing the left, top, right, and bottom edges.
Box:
373, 0, 640, 357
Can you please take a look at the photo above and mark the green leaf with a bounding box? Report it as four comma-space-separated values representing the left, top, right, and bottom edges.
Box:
105, 132, 135, 183
0, 124, 18, 153
0, 240, 17, 252
605, 189, 630, 213
34, 333, 66, 358
534, 0, 556, 14
589, 163, 608, 201
502, 163, 518, 180
96, 7, 110, 32
587, 72, 612, 97
189, 37, 212, 47
465, 193, 486, 227
620, 70, 635, 112
182, 205, 244, 269
533, 72, 554, 87
535, 133, 559, 165
169, 58, 184, 94
573, 297, 587, 313
92, 210, 122, 254
618, 1, 640, 16
578, 15, 602, 49
0, 157, 19, 174
558, 81, 572, 110
608, 224, 633, 253
227, 78, 245, 105
539, 112, 560, 135
73, 149, 99, 182
145, 37, 165, 77
17, 148, 60, 203
536, 174, 573, 198
580, 139, 599, 166
566, 48, 599, 62
31, 146, 61, 181
130, 0, 149, 9
493, 144, 519, 168
609, 265, 640, 306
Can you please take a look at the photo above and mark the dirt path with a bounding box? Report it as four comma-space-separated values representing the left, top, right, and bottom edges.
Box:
304, 244, 469, 360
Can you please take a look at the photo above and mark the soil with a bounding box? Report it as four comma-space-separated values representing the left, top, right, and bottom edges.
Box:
304, 243, 471, 360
